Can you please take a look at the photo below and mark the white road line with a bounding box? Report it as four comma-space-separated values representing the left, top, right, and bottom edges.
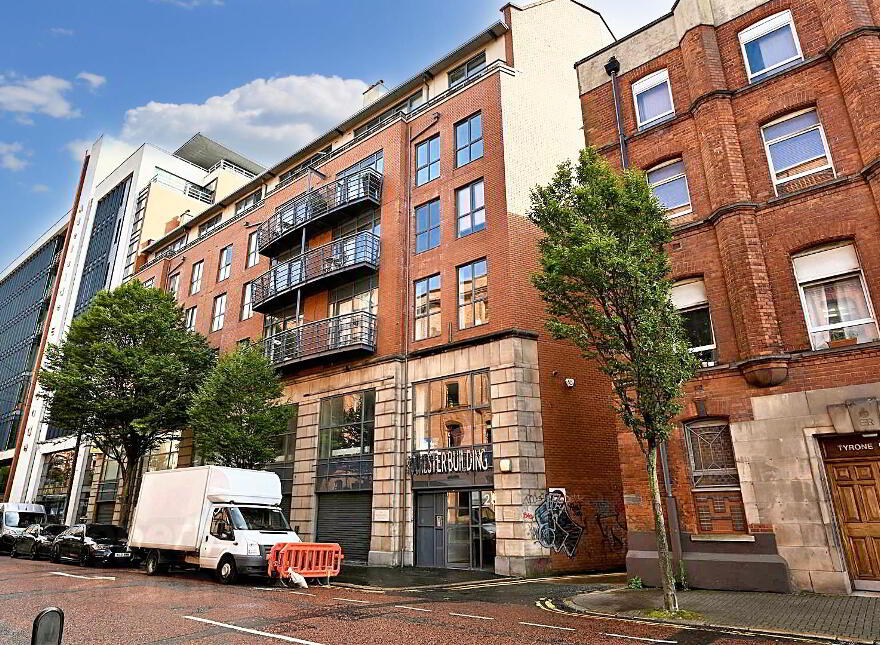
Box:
603, 634, 677, 644
332, 597, 370, 604
183, 616, 325, 645
448, 612, 494, 620
287, 591, 317, 596
50, 572, 116, 581
255, 588, 317, 596
519, 621, 576, 632
394, 605, 433, 612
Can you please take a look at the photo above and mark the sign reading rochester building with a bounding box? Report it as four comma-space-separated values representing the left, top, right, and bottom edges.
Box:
408, 447, 491, 475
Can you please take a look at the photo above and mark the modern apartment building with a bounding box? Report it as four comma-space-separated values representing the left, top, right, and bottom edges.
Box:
121, 0, 626, 576
577, 0, 880, 593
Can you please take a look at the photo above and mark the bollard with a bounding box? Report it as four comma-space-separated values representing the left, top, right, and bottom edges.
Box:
31, 607, 64, 645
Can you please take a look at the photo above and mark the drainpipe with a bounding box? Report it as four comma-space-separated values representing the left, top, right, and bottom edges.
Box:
605, 56, 629, 169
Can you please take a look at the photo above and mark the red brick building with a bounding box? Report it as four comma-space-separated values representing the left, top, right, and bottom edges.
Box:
121, 0, 627, 577
577, 0, 880, 593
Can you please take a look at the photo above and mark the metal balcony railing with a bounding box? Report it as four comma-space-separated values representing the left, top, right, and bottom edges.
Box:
257, 167, 382, 256
252, 231, 380, 312
261, 311, 377, 367
206, 159, 257, 179
151, 169, 215, 204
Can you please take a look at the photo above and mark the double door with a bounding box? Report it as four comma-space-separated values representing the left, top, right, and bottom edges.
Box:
415, 490, 495, 570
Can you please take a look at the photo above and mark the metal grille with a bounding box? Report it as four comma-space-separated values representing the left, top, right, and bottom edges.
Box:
261, 311, 376, 367
684, 422, 740, 488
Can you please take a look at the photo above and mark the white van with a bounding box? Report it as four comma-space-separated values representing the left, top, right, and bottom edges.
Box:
0, 503, 47, 554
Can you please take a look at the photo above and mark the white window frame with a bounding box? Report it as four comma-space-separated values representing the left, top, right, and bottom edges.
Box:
246, 231, 260, 268
190, 260, 203, 295
184, 306, 197, 332
761, 108, 834, 196
792, 244, 878, 350
738, 10, 804, 83
632, 69, 674, 130
671, 278, 716, 366
211, 293, 227, 332
241, 282, 253, 321
168, 273, 180, 300
647, 158, 692, 219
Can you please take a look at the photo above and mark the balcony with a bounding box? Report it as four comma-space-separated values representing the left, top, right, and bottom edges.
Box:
151, 169, 215, 204
261, 311, 377, 368
257, 167, 382, 257
252, 231, 380, 313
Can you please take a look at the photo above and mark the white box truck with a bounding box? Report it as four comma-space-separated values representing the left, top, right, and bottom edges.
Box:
129, 466, 299, 583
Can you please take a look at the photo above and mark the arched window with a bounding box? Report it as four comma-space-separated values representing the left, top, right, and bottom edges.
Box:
761, 108, 833, 195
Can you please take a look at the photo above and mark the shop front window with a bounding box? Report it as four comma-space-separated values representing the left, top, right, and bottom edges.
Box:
413, 371, 491, 451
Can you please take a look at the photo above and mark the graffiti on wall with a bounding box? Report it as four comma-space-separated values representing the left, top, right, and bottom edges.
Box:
522, 490, 626, 557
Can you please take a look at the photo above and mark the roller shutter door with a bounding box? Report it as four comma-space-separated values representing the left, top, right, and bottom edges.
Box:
316, 492, 372, 562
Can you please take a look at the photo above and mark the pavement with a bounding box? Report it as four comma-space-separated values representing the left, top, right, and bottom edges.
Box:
0, 555, 823, 645
568, 588, 880, 644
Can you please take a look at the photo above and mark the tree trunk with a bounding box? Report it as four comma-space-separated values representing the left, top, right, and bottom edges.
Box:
62, 428, 83, 524
117, 446, 141, 528
647, 440, 679, 611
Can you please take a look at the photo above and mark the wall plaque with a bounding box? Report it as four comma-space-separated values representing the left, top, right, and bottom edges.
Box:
820, 433, 880, 460
846, 397, 880, 432
407, 447, 491, 475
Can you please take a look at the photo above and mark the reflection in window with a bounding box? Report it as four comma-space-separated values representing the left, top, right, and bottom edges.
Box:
670, 279, 716, 366
413, 371, 491, 451
416, 135, 440, 186
455, 113, 483, 167
414, 274, 441, 340
458, 259, 488, 329
316, 391, 375, 492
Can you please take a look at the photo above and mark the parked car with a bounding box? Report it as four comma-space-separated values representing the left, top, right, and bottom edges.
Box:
51, 524, 133, 566
0, 503, 47, 554
11, 524, 68, 560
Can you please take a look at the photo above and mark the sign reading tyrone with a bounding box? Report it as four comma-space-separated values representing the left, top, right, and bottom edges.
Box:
407, 447, 491, 475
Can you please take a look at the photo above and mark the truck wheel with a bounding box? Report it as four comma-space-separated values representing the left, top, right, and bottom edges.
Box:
145, 550, 168, 575
216, 556, 238, 585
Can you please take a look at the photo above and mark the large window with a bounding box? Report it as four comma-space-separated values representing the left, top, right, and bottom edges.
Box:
316, 390, 375, 492
333, 209, 380, 240
458, 259, 488, 329
190, 260, 203, 294
414, 274, 441, 341
146, 439, 178, 472
415, 199, 441, 253
632, 69, 674, 130
647, 159, 691, 218
184, 306, 197, 332
167, 273, 180, 301
241, 282, 254, 320
739, 10, 803, 83
270, 405, 298, 518
671, 279, 716, 366
684, 420, 746, 533
761, 108, 833, 195
456, 179, 486, 237
449, 51, 486, 88
246, 231, 259, 268
211, 293, 227, 332
217, 245, 233, 281
329, 276, 378, 317
793, 243, 878, 350
416, 135, 440, 186
455, 112, 483, 167
413, 371, 491, 451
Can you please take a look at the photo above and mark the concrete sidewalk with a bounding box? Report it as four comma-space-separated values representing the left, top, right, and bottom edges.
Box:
567, 588, 880, 643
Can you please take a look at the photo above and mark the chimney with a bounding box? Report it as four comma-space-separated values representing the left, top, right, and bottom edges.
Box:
363, 80, 388, 106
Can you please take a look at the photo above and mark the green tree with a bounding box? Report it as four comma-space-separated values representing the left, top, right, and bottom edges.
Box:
189, 345, 292, 469
39, 281, 215, 526
529, 148, 697, 611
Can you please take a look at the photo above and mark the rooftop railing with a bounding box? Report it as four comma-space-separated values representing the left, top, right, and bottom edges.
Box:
207, 159, 257, 179
151, 169, 215, 204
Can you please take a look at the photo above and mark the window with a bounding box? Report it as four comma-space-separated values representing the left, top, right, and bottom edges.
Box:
761, 108, 833, 195
684, 420, 746, 533
413, 371, 491, 450
671, 279, 716, 366
414, 275, 441, 341
339, 150, 384, 178
246, 231, 259, 268
739, 10, 803, 83
211, 293, 227, 332
142, 278, 155, 289
167, 273, 180, 300
449, 51, 486, 88
647, 159, 691, 218
632, 69, 674, 129
458, 259, 488, 329
333, 209, 380, 239
235, 189, 262, 216
329, 276, 377, 317
316, 390, 375, 492
416, 135, 440, 186
455, 112, 483, 167
793, 243, 878, 350
198, 215, 222, 237
241, 282, 254, 320
415, 199, 441, 253
169, 235, 187, 254
217, 245, 233, 281
456, 179, 486, 237
146, 439, 178, 472
353, 92, 424, 138
184, 306, 197, 332
190, 260, 203, 294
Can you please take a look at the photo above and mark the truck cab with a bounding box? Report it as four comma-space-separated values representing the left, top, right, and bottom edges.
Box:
0, 503, 47, 554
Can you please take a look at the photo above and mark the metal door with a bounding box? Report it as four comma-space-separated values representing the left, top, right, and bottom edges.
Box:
316, 492, 372, 562
415, 493, 446, 567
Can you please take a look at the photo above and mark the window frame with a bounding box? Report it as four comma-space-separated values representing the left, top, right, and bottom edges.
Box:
761, 108, 834, 196
246, 231, 259, 268
240, 281, 254, 320
142, 278, 155, 289
414, 274, 442, 341
448, 51, 487, 88
184, 306, 197, 332
646, 158, 692, 219
167, 272, 180, 300
235, 189, 262, 216
414, 198, 441, 253
217, 245, 233, 282
671, 278, 716, 366
415, 134, 440, 186
412, 370, 491, 451
211, 293, 227, 332
456, 178, 486, 238
315, 389, 376, 492
631, 69, 675, 130
455, 112, 483, 168
683, 419, 741, 491
458, 258, 489, 330
738, 10, 804, 83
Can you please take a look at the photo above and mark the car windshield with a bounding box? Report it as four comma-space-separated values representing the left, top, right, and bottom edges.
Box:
4, 512, 45, 528
86, 525, 128, 541
228, 506, 290, 531
44, 525, 68, 537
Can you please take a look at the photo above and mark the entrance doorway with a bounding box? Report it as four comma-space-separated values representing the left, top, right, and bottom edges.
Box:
415, 490, 495, 570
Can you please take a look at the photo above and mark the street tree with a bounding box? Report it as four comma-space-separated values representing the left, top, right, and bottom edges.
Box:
529, 148, 697, 611
39, 281, 216, 526
188, 345, 293, 469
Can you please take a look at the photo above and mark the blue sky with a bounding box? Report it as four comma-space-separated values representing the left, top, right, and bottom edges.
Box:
0, 0, 669, 270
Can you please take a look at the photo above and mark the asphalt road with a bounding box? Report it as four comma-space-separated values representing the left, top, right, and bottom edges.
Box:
0, 556, 822, 645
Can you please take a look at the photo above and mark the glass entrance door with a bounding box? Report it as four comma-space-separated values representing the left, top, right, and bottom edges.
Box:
415, 489, 495, 570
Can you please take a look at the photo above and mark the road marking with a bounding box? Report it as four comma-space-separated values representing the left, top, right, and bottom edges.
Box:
519, 621, 576, 632
454, 579, 537, 590
183, 616, 325, 645
448, 612, 494, 620
255, 588, 317, 596
50, 572, 116, 581
287, 591, 317, 596
394, 605, 433, 612
604, 635, 677, 644
332, 597, 370, 604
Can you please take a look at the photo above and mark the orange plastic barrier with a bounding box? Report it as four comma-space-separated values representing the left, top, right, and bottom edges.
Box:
267, 542, 344, 580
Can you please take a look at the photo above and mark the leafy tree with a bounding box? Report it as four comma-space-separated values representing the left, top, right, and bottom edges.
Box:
189, 345, 292, 469
39, 281, 215, 526
529, 148, 697, 611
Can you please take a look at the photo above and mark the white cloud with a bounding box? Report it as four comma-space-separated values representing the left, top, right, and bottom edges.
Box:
0, 142, 29, 171
120, 74, 368, 166
31, 184, 50, 193
0, 74, 80, 119
50, 27, 74, 36
77, 72, 107, 91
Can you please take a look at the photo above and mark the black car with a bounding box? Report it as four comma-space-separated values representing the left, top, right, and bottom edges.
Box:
11, 524, 68, 560
51, 524, 133, 566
